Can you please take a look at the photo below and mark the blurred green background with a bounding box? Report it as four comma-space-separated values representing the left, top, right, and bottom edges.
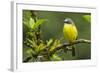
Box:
23, 10, 91, 61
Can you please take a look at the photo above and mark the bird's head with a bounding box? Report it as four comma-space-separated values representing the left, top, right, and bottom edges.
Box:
64, 18, 74, 24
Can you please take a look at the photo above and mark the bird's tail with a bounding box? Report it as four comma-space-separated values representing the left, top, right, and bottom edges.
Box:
72, 45, 75, 56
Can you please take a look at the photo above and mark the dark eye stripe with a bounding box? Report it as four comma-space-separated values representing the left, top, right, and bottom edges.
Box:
64, 21, 72, 24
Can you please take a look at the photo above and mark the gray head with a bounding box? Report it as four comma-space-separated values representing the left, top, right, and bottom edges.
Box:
64, 18, 74, 24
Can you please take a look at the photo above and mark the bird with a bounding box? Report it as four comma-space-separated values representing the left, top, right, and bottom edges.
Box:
63, 18, 78, 56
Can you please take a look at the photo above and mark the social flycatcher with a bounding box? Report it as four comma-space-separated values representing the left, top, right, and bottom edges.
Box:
63, 18, 78, 56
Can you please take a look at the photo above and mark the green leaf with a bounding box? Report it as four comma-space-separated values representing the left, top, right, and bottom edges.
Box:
29, 17, 35, 28
23, 21, 30, 32
50, 54, 62, 61
32, 19, 47, 30
26, 48, 37, 57
83, 15, 91, 22
49, 40, 61, 52
36, 43, 46, 53
27, 38, 38, 49
26, 49, 33, 56
23, 10, 32, 22
47, 39, 53, 47
23, 10, 32, 33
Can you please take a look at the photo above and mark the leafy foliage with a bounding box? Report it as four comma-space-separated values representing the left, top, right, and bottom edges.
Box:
50, 54, 62, 61
49, 39, 61, 52
23, 10, 63, 62
31, 19, 47, 30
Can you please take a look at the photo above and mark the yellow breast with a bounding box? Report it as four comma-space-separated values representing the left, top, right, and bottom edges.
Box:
63, 24, 78, 42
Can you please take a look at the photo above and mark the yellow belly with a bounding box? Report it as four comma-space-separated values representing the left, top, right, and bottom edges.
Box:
63, 24, 78, 42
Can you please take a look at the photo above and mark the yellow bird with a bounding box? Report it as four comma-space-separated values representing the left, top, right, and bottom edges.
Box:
63, 18, 78, 56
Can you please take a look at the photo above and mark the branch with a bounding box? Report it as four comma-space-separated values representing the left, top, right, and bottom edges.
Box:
49, 39, 91, 55
61, 39, 90, 46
